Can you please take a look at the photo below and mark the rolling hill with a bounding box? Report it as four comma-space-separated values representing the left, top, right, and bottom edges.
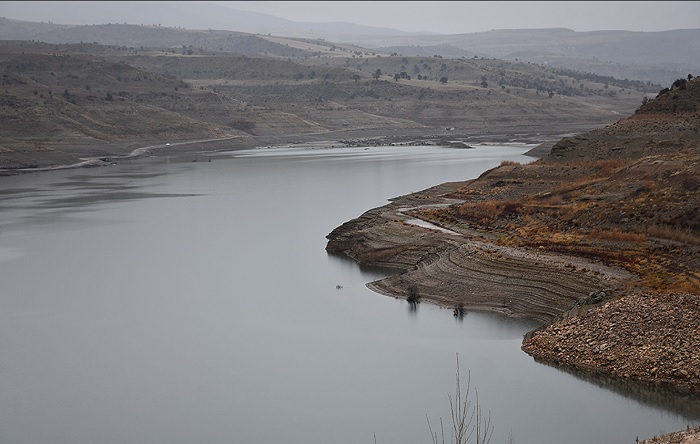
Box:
0, 38, 666, 170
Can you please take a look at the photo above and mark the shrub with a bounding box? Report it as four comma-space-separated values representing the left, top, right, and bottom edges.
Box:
427, 354, 494, 444
230, 120, 256, 134
406, 285, 420, 304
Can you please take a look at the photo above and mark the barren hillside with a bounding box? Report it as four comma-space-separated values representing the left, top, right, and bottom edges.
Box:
0, 40, 655, 171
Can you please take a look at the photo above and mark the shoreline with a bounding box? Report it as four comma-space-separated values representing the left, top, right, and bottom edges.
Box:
4, 130, 697, 434
0, 129, 561, 176
325, 164, 700, 399
325, 180, 637, 324
0, 136, 243, 175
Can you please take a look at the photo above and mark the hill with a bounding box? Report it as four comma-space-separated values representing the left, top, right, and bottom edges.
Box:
355, 28, 700, 86
0, 39, 656, 171
0, 1, 417, 39
0, 14, 697, 86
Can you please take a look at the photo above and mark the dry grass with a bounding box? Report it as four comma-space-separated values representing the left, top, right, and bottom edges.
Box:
588, 228, 647, 242
456, 200, 523, 224
671, 275, 700, 294
560, 158, 633, 174
535, 193, 564, 205
643, 224, 700, 245
550, 177, 606, 196
417, 148, 700, 303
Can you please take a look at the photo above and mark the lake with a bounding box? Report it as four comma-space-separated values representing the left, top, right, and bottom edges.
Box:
0, 144, 697, 444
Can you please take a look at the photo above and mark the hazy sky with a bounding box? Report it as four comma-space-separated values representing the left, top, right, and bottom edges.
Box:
217, 1, 700, 34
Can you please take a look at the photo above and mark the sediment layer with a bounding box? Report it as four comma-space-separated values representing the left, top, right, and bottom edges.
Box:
326, 182, 636, 325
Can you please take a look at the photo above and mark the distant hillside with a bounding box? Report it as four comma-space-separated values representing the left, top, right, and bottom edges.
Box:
0, 19, 312, 58
0, 1, 416, 38
354, 28, 700, 86
0, 13, 696, 86
0, 40, 659, 170
0, 16, 71, 39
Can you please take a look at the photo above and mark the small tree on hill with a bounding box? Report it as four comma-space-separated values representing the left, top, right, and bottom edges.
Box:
672, 78, 687, 90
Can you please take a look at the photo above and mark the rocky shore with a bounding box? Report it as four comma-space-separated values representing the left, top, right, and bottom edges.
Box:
522, 292, 700, 395
640, 425, 700, 444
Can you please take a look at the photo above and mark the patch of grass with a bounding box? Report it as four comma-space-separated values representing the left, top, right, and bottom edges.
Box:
644, 224, 700, 245
456, 200, 524, 225
588, 228, 647, 242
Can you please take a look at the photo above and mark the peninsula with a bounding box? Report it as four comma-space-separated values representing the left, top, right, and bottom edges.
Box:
326, 75, 700, 397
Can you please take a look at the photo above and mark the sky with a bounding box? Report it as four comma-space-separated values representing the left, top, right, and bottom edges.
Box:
216, 1, 700, 34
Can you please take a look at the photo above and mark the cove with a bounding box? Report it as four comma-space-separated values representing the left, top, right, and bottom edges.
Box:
0, 144, 696, 444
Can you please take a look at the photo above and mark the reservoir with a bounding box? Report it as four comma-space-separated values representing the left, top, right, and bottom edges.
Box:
0, 144, 697, 443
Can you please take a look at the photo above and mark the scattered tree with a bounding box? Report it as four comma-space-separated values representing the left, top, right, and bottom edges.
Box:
406, 284, 420, 304
427, 354, 494, 444
672, 78, 687, 90
230, 120, 256, 135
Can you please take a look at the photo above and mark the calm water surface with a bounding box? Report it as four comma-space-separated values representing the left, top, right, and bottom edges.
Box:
0, 144, 697, 444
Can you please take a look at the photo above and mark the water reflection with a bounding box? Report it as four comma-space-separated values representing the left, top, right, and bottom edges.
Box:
534, 359, 700, 420
328, 223, 700, 424
327, 220, 700, 426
